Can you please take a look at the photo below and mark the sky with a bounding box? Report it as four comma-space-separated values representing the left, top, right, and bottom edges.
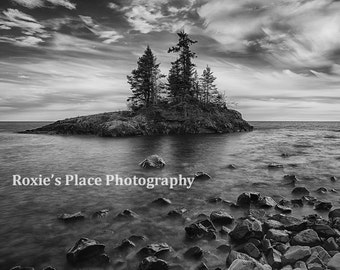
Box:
0, 0, 340, 121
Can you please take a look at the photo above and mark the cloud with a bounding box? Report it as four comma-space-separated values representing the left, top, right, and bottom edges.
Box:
79, 15, 123, 43
197, 0, 340, 73
11, 0, 76, 10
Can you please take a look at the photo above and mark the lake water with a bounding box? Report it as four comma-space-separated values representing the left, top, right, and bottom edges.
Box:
0, 121, 339, 269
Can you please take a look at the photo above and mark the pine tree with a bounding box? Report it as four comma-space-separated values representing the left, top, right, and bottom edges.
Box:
200, 65, 219, 104
127, 46, 163, 110
168, 31, 197, 102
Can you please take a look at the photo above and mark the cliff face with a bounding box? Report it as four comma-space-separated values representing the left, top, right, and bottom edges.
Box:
20, 107, 253, 137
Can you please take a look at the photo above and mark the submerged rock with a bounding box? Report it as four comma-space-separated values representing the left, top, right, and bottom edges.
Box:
137, 243, 172, 259
314, 201, 332, 211
194, 172, 211, 181
283, 175, 299, 185
167, 208, 187, 218
92, 209, 109, 218
330, 176, 337, 182
10, 267, 35, 270
58, 212, 85, 222
115, 239, 135, 252
139, 256, 168, 270
268, 163, 283, 169
117, 209, 138, 219
66, 238, 108, 265
139, 155, 165, 169
185, 219, 216, 240
152, 197, 172, 206
183, 246, 203, 260
292, 186, 310, 195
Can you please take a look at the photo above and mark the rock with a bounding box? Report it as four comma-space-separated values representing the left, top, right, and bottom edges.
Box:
262, 238, 272, 252
268, 163, 284, 169
167, 208, 186, 218
258, 196, 276, 208
316, 187, 327, 194
291, 229, 320, 246
66, 237, 108, 265
237, 192, 260, 206
228, 164, 237, 169
302, 195, 317, 205
330, 176, 337, 182
185, 219, 216, 240
314, 201, 332, 211
275, 243, 290, 254
263, 220, 285, 232
294, 261, 307, 269
183, 246, 203, 260
128, 235, 147, 243
137, 243, 172, 259
58, 212, 85, 222
329, 208, 340, 220
42, 267, 56, 270
243, 242, 261, 259
313, 224, 339, 238
92, 209, 109, 218
115, 239, 135, 252
152, 197, 172, 206
270, 214, 307, 231
227, 251, 271, 270
307, 262, 323, 270
267, 248, 282, 268
281, 266, 293, 270
275, 204, 292, 213
207, 196, 224, 203
227, 259, 256, 270
292, 187, 310, 195
283, 175, 299, 185
210, 210, 234, 225
266, 229, 290, 243
139, 155, 165, 169
229, 217, 263, 241
282, 245, 311, 265
281, 153, 290, 158
194, 172, 211, 181
328, 253, 340, 270
248, 209, 267, 221
307, 246, 331, 265
117, 209, 138, 219
324, 237, 339, 251
139, 256, 168, 270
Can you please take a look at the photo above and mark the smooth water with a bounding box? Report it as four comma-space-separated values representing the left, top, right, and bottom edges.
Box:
0, 121, 340, 269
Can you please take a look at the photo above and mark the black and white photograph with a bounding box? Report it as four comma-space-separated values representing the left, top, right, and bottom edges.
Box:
0, 0, 340, 269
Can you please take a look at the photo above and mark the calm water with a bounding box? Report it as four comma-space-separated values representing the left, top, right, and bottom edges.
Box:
0, 121, 340, 269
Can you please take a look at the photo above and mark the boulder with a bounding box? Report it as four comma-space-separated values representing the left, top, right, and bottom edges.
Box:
324, 237, 339, 251
167, 208, 186, 218
307, 246, 331, 265
314, 201, 332, 211
229, 217, 263, 241
258, 196, 276, 208
139, 256, 168, 270
263, 220, 284, 232
183, 246, 203, 260
330, 176, 337, 182
115, 239, 135, 252
58, 212, 85, 222
185, 219, 216, 240
266, 229, 290, 243
283, 175, 299, 185
316, 187, 327, 194
269, 214, 307, 231
294, 261, 307, 269
139, 155, 165, 169
282, 245, 311, 265
152, 197, 172, 206
210, 210, 234, 225
137, 243, 172, 259
328, 253, 340, 270
291, 229, 320, 246
227, 259, 256, 270
128, 235, 147, 243
227, 251, 271, 270
194, 172, 211, 181
292, 187, 310, 195
66, 238, 108, 265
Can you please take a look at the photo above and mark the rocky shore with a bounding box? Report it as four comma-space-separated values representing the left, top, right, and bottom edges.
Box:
10, 156, 340, 270
19, 106, 253, 137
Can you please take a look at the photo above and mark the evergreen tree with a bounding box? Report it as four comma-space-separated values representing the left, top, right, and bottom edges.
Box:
200, 65, 219, 104
168, 31, 197, 102
127, 46, 163, 109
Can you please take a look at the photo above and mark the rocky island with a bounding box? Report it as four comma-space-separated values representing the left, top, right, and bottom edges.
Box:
20, 31, 253, 137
